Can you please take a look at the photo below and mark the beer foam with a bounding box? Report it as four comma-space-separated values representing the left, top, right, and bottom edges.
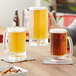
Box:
50, 29, 67, 33
29, 7, 47, 10
7, 27, 26, 32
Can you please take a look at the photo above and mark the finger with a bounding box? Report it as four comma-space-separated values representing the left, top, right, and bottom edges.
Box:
48, 12, 52, 17
48, 21, 52, 26
48, 17, 52, 21
48, 12, 53, 18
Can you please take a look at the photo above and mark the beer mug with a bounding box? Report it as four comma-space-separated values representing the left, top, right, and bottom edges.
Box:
3, 27, 26, 62
29, 7, 48, 46
50, 28, 73, 59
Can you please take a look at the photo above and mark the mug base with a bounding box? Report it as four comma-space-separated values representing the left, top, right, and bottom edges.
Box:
29, 39, 48, 46
50, 55, 66, 60
8, 52, 27, 62
43, 57, 73, 64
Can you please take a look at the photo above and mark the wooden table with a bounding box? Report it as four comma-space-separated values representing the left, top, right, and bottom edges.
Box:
0, 42, 76, 76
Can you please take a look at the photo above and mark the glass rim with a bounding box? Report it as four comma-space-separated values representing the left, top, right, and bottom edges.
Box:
7, 27, 26, 32
29, 7, 47, 10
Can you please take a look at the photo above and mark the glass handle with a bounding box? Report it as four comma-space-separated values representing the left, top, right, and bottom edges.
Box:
3, 31, 8, 50
67, 36, 73, 57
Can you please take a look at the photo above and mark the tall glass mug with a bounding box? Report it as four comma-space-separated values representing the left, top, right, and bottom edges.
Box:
29, 7, 48, 46
3, 27, 26, 62
50, 29, 73, 60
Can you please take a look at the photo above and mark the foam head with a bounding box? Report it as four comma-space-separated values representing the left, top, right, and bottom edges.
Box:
8, 27, 26, 32
29, 7, 47, 10
50, 29, 67, 33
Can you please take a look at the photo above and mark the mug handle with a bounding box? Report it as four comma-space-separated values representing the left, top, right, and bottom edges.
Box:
66, 36, 73, 57
3, 31, 8, 50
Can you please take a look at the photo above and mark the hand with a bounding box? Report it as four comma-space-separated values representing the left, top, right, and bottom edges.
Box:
48, 12, 61, 31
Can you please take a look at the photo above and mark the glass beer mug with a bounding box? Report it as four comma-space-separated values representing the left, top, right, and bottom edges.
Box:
3, 27, 26, 62
50, 28, 73, 59
29, 7, 48, 46
43, 28, 73, 64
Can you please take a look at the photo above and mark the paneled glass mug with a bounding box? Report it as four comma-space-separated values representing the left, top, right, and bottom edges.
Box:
50, 28, 73, 60
29, 7, 48, 46
3, 27, 26, 62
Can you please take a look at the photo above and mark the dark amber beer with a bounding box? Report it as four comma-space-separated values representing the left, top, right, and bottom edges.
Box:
43, 29, 73, 64
50, 29, 67, 56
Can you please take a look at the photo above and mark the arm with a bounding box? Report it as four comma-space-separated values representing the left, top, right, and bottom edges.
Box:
64, 19, 76, 46
48, 12, 76, 46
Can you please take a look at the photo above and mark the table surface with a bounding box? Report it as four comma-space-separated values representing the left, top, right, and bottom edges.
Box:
0, 27, 76, 76
0, 42, 76, 76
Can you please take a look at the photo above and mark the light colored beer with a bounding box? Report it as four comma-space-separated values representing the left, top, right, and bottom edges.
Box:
50, 29, 67, 56
29, 7, 48, 40
8, 27, 26, 54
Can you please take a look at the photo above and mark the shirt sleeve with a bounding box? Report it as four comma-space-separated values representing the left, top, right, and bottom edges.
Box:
64, 19, 76, 46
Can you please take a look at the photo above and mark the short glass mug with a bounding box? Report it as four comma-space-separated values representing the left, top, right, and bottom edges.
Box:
50, 29, 73, 60
29, 7, 48, 46
3, 27, 26, 62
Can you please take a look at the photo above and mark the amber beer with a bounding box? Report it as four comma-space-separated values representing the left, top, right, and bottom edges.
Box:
29, 7, 48, 46
50, 29, 67, 56
43, 29, 73, 64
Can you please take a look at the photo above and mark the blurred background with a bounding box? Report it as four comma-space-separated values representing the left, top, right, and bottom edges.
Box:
0, 0, 50, 26
0, 0, 76, 56
0, 0, 76, 27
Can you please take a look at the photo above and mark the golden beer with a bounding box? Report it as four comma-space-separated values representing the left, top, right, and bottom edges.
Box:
8, 32, 26, 54
7, 27, 26, 55
3, 26, 27, 62
3, 27, 26, 62
29, 7, 48, 46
